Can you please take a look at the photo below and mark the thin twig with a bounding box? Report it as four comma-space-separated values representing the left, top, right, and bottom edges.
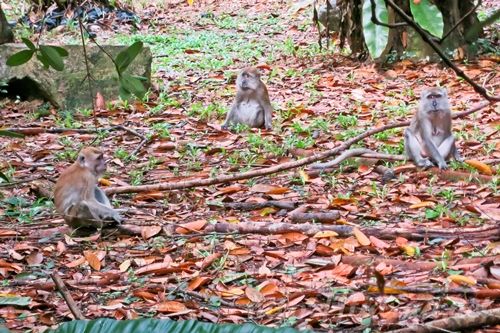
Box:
370, 0, 406, 28
50, 272, 86, 320
78, 17, 96, 125
440, 0, 482, 42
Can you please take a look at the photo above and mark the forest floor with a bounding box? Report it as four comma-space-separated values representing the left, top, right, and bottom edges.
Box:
0, 0, 499, 332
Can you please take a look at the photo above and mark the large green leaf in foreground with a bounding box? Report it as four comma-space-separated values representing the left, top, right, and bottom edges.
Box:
42, 318, 311, 333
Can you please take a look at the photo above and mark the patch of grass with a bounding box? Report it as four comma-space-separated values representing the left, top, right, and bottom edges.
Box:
336, 114, 358, 129
188, 102, 226, 122
115, 31, 271, 73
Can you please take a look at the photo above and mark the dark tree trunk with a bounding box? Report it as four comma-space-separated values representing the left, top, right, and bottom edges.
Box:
336, 0, 484, 60
0, 4, 14, 45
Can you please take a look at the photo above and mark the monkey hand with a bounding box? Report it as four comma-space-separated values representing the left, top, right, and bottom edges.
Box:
221, 123, 228, 130
265, 124, 273, 131
417, 158, 434, 169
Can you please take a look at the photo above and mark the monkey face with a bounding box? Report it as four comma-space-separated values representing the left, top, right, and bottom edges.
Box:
421, 87, 448, 113
77, 147, 107, 177
237, 68, 261, 91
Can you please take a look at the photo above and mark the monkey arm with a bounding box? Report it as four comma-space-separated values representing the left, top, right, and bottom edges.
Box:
404, 128, 434, 168
420, 120, 448, 169
222, 104, 238, 129
261, 95, 273, 130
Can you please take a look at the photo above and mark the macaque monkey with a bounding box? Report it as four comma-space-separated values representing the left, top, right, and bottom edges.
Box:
404, 87, 463, 170
222, 67, 273, 130
54, 147, 122, 229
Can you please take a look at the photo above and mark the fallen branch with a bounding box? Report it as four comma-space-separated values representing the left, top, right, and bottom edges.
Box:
389, 307, 500, 333
290, 211, 340, 223
105, 102, 492, 195
342, 254, 499, 272
371, 285, 500, 299
311, 148, 379, 169
115, 220, 500, 241
417, 168, 494, 184
214, 200, 298, 211
50, 272, 86, 320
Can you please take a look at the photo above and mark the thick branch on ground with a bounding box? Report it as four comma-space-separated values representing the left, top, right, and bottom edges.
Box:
118, 221, 500, 241
342, 254, 498, 272
105, 102, 491, 195
214, 200, 298, 211
417, 168, 494, 184
290, 211, 340, 223
389, 307, 500, 333
385, 0, 499, 101
371, 286, 500, 299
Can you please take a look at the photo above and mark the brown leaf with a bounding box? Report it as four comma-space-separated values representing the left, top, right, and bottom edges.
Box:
346, 292, 366, 306
353, 228, 371, 246
175, 219, 207, 234
26, 252, 43, 265
187, 276, 211, 291
245, 286, 264, 303
141, 226, 162, 240
84, 251, 102, 271
156, 301, 187, 313
465, 159, 493, 175
250, 184, 290, 195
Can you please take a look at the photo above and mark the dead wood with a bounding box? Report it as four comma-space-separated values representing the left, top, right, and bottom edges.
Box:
218, 200, 298, 211
417, 168, 494, 184
50, 272, 86, 320
342, 254, 499, 271
388, 307, 500, 333
103, 102, 491, 195
371, 286, 500, 298
290, 211, 340, 223
115, 221, 500, 241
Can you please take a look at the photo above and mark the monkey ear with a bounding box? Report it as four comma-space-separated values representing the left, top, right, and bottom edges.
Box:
77, 155, 86, 167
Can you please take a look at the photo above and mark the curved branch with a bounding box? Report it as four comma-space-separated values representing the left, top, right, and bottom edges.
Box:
385, 0, 499, 101
370, 0, 406, 28
105, 102, 491, 195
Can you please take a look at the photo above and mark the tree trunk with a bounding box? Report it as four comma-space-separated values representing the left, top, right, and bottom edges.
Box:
0, 4, 14, 45
337, 0, 483, 60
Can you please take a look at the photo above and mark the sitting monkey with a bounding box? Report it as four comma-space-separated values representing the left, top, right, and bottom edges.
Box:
405, 87, 463, 170
54, 147, 123, 229
222, 67, 273, 130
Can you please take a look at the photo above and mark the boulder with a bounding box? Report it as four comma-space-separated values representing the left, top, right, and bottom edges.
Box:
0, 43, 152, 109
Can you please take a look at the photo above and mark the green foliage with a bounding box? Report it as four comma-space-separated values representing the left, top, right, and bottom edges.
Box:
6, 38, 68, 71
115, 41, 147, 99
362, 0, 389, 59
410, 0, 444, 38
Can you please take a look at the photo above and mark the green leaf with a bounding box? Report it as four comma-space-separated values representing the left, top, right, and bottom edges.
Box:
115, 41, 144, 73
120, 74, 146, 98
0, 130, 24, 138
36, 53, 50, 69
0, 296, 31, 306
21, 37, 36, 51
410, 0, 444, 38
44, 318, 310, 333
118, 85, 131, 100
39, 45, 65, 71
425, 209, 440, 219
0, 171, 10, 183
50, 45, 69, 57
6, 49, 35, 66
362, 0, 389, 59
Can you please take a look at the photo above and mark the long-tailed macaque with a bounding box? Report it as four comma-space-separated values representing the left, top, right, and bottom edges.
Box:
404, 87, 463, 170
54, 147, 122, 229
222, 67, 273, 130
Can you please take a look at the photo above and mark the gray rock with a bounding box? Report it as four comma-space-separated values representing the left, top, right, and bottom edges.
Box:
0, 43, 151, 109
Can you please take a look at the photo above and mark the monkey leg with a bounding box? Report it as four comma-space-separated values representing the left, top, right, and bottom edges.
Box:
438, 135, 463, 162
404, 129, 434, 168
94, 187, 111, 206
